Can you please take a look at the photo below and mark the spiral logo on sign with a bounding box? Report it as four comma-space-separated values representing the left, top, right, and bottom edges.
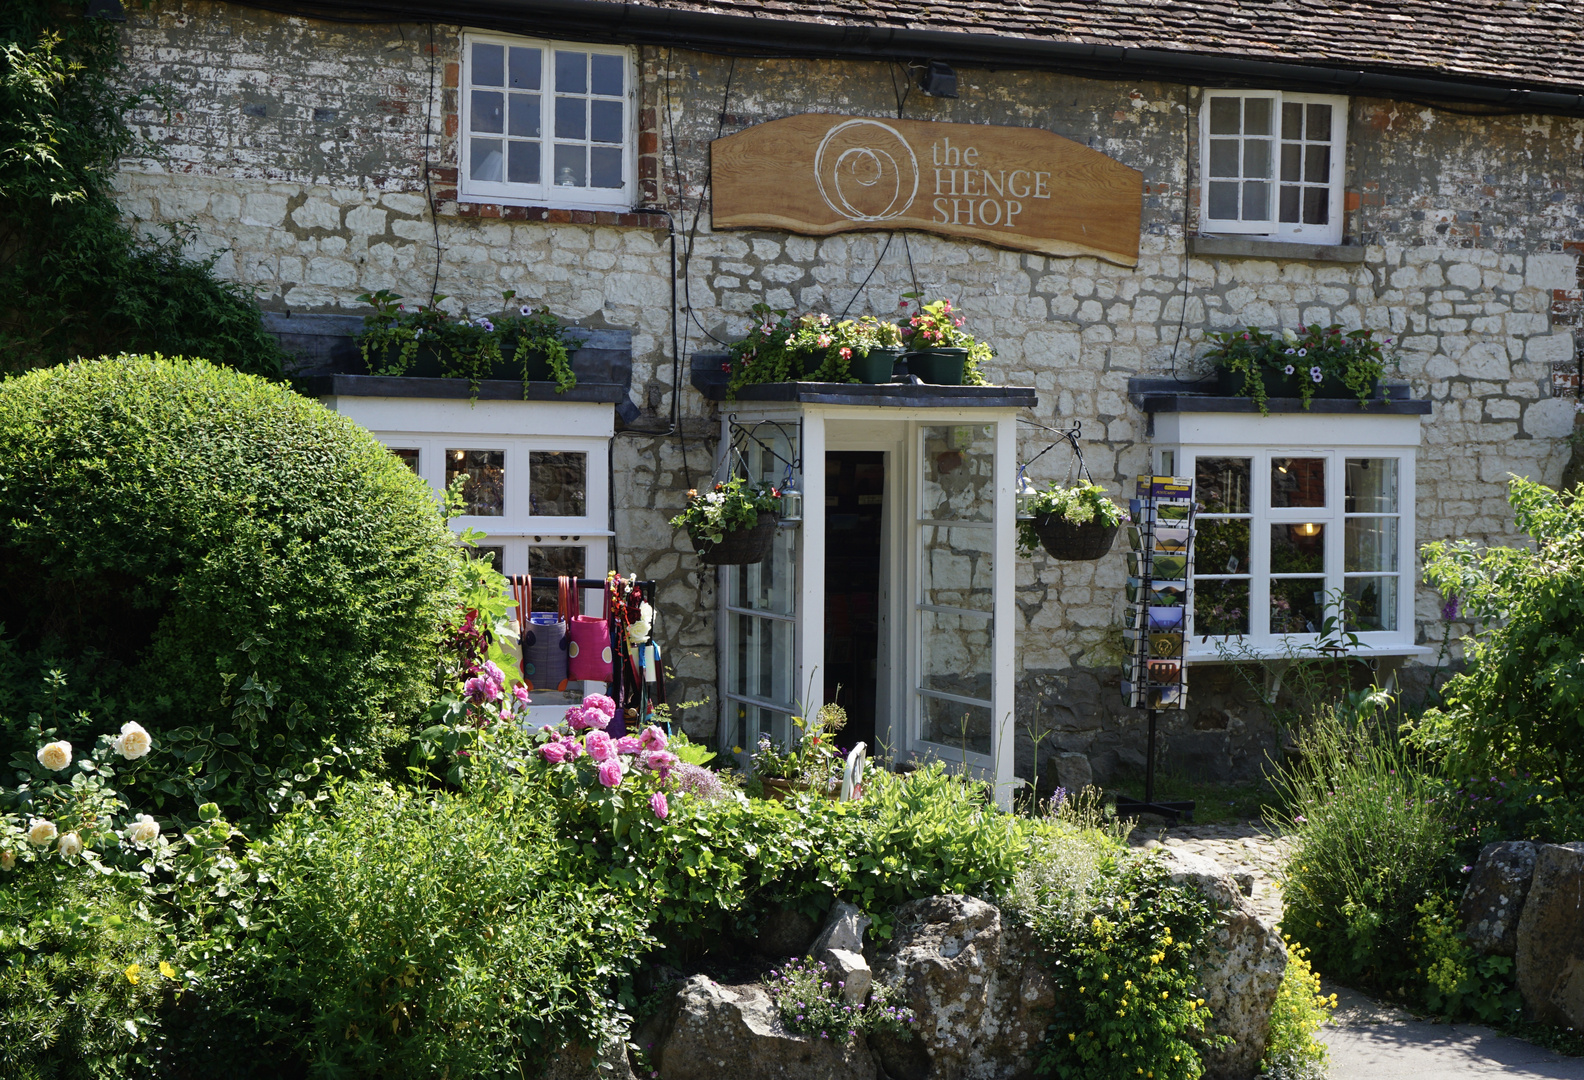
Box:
813, 118, 920, 222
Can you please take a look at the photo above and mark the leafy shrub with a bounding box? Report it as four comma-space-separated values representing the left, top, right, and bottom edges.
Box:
1260, 939, 1335, 1080
763, 956, 915, 1042
1410, 894, 1522, 1024
1273, 709, 1453, 986
0, 356, 461, 820
242, 780, 653, 1078
1418, 477, 1584, 792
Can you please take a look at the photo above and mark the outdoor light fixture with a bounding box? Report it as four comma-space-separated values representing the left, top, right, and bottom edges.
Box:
919, 61, 959, 98
1296, 522, 1321, 537
778, 467, 803, 523
1016, 468, 1037, 521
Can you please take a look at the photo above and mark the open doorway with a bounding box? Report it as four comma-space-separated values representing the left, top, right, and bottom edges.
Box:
824, 451, 884, 753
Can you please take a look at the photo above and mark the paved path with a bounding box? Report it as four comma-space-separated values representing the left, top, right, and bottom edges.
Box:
1127, 820, 1584, 1079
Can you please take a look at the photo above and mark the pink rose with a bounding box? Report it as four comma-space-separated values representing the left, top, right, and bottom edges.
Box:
560, 737, 584, 761
483, 660, 504, 685
464, 676, 500, 703
615, 736, 642, 754
586, 730, 616, 762
566, 705, 595, 731
583, 694, 617, 720
650, 792, 669, 819
584, 708, 611, 731
539, 741, 569, 764
637, 726, 669, 752
643, 750, 678, 779
513, 684, 530, 704
597, 759, 623, 788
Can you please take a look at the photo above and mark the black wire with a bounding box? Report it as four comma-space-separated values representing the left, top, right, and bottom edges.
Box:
837, 232, 895, 320
901, 232, 923, 304
1167, 88, 1195, 382
424, 23, 441, 305
669, 52, 735, 348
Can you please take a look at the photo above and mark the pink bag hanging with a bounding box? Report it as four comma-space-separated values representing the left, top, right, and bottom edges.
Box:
561, 576, 613, 683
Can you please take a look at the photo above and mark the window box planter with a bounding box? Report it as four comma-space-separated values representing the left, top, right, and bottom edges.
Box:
1215, 367, 1379, 403
849, 347, 904, 384
691, 510, 780, 565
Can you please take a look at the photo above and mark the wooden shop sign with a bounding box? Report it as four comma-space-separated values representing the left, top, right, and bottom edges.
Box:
711, 114, 1143, 267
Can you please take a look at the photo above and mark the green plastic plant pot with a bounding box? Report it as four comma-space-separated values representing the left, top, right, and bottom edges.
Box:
907, 348, 967, 385
850, 348, 902, 384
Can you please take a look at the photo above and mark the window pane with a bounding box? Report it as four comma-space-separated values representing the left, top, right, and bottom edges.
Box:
729, 525, 795, 615
1280, 185, 1301, 223
446, 449, 505, 516
1207, 181, 1238, 219
1271, 457, 1325, 508
590, 146, 623, 188
555, 50, 587, 93
507, 140, 540, 184
1345, 576, 1398, 632
921, 695, 991, 757
1244, 97, 1273, 135
469, 138, 504, 182
730, 613, 794, 705
527, 545, 583, 614
508, 46, 541, 90
554, 144, 586, 187
471, 42, 504, 87
1282, 101, 1302, 140
390, 447, 419, 472
1304, 144, 1330, 184
1197, 456, 1251, 513
1242, 180, 1269, 220
1346, 459, 1399, 512
590, 99, 623, 144
920, 525, 993, 611
554, 96, 586, 140
1243, 139, 1271, 179
922, 425, 994, 522
1196, 579, 1249, 636
1346, 517, 1398, 573
590, 53, 624, 96
471, 89, 504, 134
529, 451, 586, 516
1281, 143, 1301, 182
920, 609, 992, 704
1209, 139, 1240, 178
1271, 523, 1325, 574
509, 93, 541, 137
1209, 97, 1241, 135
1307, 103, 1332, 137
1271, 579, 1325, 634
1303, 186, 1329, 225
1196, 519, 1250, 576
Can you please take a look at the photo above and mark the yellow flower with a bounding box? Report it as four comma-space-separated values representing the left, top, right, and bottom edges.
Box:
1161, 991, 1169, 999
732, 746, 743, 755
159, 961, 176, 979
1102, 972, 1109, 981
1069, 1033, 1076, 1042
124, 964, 141, 985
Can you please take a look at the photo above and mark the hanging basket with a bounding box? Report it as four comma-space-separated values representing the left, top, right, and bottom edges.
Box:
691, 511, 780, 565
1032, 514, 1118, 561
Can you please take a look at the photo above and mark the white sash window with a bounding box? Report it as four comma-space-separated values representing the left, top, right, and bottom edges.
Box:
1200, 91, 1347, 246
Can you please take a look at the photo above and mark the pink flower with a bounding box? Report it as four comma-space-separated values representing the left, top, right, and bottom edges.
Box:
839, 347, 852, 360
584, 707, 611, 731
643, 750, 678, 779
598, 759, 623, 787
483, 660, 504, 685
650, 792, 669, 819
539, 741, 569, 764
615, 735, 642, 754
566, 705, 593, 731
560, 736, 584, 761
464, 676, 501, 703
637, 726, 669, 752
586, 730, 616, 762
513, 684, 530, 704
584, 694, 617, 720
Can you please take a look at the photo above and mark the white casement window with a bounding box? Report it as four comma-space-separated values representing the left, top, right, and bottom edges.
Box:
1200, 90, 1347, 246
459, 32, 635, 209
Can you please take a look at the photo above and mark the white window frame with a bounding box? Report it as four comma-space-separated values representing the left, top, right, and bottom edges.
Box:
459, 31, 637, 210
1200, 90, 1347, 246
1151, 411, 1425, 662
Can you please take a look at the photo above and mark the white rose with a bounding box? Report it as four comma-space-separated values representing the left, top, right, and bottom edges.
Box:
57, 832, 83, 858
1, 851, 14, 871
1281, 328, 1299, 345
113, 722, 153, 760
127, 815, 161, 846
36, 741, 72, 772
27, 819, 57, 847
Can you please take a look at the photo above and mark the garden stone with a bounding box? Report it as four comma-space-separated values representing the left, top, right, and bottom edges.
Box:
1052, 751, 1093, 793
811, 901, 871, 956
1459, 840, 1536, 956
652, 974, 877, 1080
756, 905, 819, 957
824, 947, 873, 1004
1515, 842, 1584, 1028
870, 894, 1051, 1080
1156, 848, 1286, 1080
539, 1032, 637, 1080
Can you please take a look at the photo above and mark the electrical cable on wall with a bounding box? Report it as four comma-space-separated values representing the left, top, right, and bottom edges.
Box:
1167, 87, 1196, 382
423, 22, 441, 305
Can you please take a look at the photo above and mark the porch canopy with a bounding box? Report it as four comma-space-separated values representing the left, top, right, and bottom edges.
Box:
695, 371, 1037, 807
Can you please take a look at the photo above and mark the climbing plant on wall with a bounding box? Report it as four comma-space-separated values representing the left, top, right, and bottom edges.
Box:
0, 0, 283, 376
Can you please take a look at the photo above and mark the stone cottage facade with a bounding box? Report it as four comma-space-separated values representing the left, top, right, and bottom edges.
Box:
111, 0, 1584, 789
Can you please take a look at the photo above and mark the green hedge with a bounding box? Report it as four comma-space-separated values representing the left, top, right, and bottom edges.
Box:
0, 356, 461, 817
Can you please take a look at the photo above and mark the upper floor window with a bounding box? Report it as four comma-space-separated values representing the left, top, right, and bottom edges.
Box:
460, 33, 634, 209
1199, 91, 1346, 246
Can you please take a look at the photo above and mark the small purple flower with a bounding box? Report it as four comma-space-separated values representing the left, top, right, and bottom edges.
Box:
1297, 347, 1307, 357
1294, 814, 1307, 824
1310, 366, 1323, 383
1461, 864, 1473, 873
1441, 595, 1460, 621
1283, 364, 1295, 375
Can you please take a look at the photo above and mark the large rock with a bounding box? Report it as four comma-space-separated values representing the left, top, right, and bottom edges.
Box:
811, 902, 875, 1004
652, 975, 876, 1080
755, 906, 819, 957
1515, 842, 1584, 1029
870, 895, 1054, 1080
538, 1032, 636, 1080
1156, 848, 1287, 1080
1459, 841, 1537, 956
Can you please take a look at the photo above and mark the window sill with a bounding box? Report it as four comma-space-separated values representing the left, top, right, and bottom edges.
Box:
1188, 236, 1364, 263
435, 198, 668, 228
1186, 643, 1434, 663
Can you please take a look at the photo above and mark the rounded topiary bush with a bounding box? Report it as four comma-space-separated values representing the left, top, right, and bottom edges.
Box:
0, 355, 461, 814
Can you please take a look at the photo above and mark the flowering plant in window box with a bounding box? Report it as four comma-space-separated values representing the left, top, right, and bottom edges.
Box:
898, 295, 991, 386
1204, 324, 1397, 415
1016, 481, 1126, 561
670, 476, 782, 565
356, 288, 453, 377
814, 316, 906, 384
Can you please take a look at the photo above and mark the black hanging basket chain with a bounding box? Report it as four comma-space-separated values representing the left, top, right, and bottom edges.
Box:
1016, 419, 1117, 562
688, 414, 797, 566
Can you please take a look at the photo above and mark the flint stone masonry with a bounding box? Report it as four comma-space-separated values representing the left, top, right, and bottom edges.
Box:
115, 0, 1584, 760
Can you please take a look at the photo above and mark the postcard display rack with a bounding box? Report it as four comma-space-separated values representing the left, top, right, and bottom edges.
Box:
1117, 476, 1197, 822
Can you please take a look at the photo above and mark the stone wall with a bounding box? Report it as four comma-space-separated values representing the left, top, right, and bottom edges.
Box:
114, 1, 1582, 779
